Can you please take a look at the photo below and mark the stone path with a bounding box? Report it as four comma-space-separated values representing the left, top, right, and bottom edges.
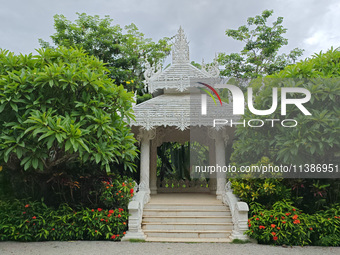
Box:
1, 241, 340, 255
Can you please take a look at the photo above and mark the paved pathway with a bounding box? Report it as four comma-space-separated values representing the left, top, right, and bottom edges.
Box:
1, 241, 340, 255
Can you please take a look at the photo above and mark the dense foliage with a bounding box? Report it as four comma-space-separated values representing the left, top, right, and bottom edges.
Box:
247, 200, 340, 246
40, 13, 172, 101
0, 47, 137, 174
0, 199, 129, 241
232, 48, 340, 165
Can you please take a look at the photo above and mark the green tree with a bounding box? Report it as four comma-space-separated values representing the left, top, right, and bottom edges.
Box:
218, 10, 304, 78
0, 47, 137, 174
40, 13, 171, 100
231, 47, 340, 165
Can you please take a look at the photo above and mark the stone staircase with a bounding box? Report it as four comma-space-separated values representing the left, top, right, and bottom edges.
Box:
142, 193, 233, 242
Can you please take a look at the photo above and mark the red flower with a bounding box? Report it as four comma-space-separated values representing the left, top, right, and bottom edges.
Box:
100, 219, 104, 222
118, 214, 121, 218
271, 224, 276, 228
271, 232, 276, 236
248, 224, 251, 227
108, 214, 112, 217
121, 195, 124, 198
23, 211, 26, 214
277, 227, 280, 230
270, 215, 273, 218
116, 193, 118, 195
52, 228, 55, 231
293, 219, 300, 224
273, 236, 278, 241
118, 208, 124, 212
275, 217, 278, 220
293, 208, 296, 211
95, 230, 98, 233
32, 216, 36, 219
109, 210, 114, 214
123, 232, 126, 235
33, 223, 35, 226
123, 222, 126, 225
119, 190, 122, 193
281, 216, 285, 220
91, 209, 94, 212
110, 235, 116, 239
259, 226, 265, 229
25, 204, 30, 208
98, 208, 102, 212
122, 183, 126, 187
130, 188, 134, 194
282, 221, 286, 224
255, 218, 259, 221
292, 214, 298, 220
285, 213, 291, 216
309, 227, 313, 230
253, 215, 256, 217
105, 219, 108, 222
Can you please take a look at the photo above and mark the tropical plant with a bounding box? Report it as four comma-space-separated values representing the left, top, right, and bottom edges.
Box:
0, 47, 137, 175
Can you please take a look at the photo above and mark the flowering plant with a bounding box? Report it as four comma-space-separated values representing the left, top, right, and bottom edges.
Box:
246, 200, 340, 246
99, 177, 135, 209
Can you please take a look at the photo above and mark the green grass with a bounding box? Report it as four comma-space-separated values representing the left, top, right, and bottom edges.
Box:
129, 239, 146, 243
231, 239, 251, 244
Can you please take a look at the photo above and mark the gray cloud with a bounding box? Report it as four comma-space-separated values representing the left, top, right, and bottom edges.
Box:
0, 0, 339, 63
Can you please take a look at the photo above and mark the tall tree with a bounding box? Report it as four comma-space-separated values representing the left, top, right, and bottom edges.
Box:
218, 10, 304, 78
40, 13, 172, 100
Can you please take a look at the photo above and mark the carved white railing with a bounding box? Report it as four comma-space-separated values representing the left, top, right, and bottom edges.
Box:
157, 178, 210, 193
222, 181, 249, 240
121, 182, 150, 241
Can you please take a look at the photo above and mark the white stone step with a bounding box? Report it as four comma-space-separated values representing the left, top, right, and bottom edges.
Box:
143, 209, 231, 216
146, 237, 231, 243
143, 216, 232, 223
144, 230, 232, 238
142, 222, 233, 231
144, 204, 228, 210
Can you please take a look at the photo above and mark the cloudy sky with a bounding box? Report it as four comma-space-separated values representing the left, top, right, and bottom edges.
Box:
0, 0, 339, 63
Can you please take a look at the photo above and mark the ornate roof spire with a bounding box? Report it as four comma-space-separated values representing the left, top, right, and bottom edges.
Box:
172, 26, 190, 64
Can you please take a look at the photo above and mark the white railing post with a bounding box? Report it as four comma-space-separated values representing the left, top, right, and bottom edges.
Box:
222, 181, 250, 240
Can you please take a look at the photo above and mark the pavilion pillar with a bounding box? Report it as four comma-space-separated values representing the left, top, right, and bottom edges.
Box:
150, 139, 158, 194
209, 128, 229, 200
208, 141, 217, 194
137, 128, 156, 193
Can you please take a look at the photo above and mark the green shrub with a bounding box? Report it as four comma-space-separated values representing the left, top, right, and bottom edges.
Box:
100, 177, 135, 209
0, 199, 131, 241
246, 200, 340, 246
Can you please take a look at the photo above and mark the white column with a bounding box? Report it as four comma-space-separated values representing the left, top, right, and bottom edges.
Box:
215, 135, 226, 200
137, 128, 156, 194
209, 141, 217, 194
150, 140, 158, 194
208, 128, 229, 200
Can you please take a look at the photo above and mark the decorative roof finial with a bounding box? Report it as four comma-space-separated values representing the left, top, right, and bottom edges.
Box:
172, 26, 190, 64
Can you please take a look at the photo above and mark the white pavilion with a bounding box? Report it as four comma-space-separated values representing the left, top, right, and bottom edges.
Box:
123, 27, 249, 242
